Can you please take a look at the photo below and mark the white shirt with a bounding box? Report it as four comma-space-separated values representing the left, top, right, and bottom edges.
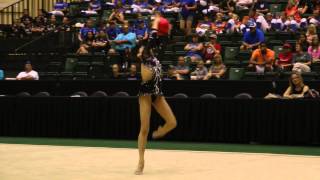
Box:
16, 70, 39, 80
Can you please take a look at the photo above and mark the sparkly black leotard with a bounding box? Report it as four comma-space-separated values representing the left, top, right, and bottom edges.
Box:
138, 56, 163, 97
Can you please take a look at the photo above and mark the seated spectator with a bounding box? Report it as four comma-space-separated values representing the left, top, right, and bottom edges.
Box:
306, 25, 318, 44
240, 16, 250, 34
204, 55, 226, 80
283, 71, 309, 99
285, 0, 308, 30
308, 37, 320, 63
78, 19, 97, 42
219, 0, 236, 13
298, 0, 313, 14
108, 7, 125, 25
184, 34, 204, 63
32, 16, 46, 34
298, 34, 309, 51
212, 13, 226, 34
110, 64, 124, 79
225, 13, 241, 34
248, 42, 274, 72
90, 0, 102, 12
190, 60, 208, 80
163, 0, 180, 13
164, 66, 181, 80
196, 15, 213, 37
203, 34, 221, 64
10, 19, 24, 38
16, 61, 39, 80
240, 21, 265, 51
265, 71, 309, 99
106, 21, 121, 40
179, 0, 197, 36
82, 6, 98, 15
255, 0, 269, 14
308, 9, 320, 26
175, 56, 190, 80
20, 9, 33, 26
132, 0, 153, 13
77, 31, 95, 54
134, 19, 149, 46
255, 12, 271, 32
92, 30, 109, 52
58, 16, 71, 32
152, 0, 165, 13
270, 12, 287, 32
45, 15, 58, 32
276, 43, 293, 71
51, 0, 68, 16
127, 64, 140, 80
111, 25, 137, 69
292, 43, 312, 72
36, 9, 48, 25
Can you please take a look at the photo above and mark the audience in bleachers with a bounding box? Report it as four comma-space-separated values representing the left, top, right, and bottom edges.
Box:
2, 0, 320, 81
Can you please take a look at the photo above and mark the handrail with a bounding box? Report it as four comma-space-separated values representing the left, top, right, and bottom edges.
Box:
14, 30, 55, 53
0, 0, 22, 11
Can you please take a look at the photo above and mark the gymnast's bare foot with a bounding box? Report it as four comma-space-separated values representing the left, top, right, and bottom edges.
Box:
152, 124, 176, 139
134, 160, 144, 175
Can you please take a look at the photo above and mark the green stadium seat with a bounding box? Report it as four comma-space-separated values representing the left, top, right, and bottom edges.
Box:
65, 57, 78, 72
273, 46, 283, 58
270, 4, 282, 13
229, 68, 244, 80
224, 47, 240, 65
74, 61, 90, 73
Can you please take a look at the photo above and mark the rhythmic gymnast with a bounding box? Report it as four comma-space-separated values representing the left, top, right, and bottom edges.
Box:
135, 11, 177, 175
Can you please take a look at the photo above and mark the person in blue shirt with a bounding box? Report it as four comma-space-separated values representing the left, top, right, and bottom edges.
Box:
90, 0, 101, 11
78, 19, 97, 41
134, 19, 149, 46
106, 21, 121, 40
152, 0, 165, 13
54, 0, 68, 11
240, 21, 265, 51
111, 25, 137, 69
179, 0, 197, 36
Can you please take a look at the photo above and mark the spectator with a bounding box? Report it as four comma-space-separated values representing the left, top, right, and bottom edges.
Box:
308, 37, 320, 63
163, 0, 180, 13
164, 66, 181, 80
225, 13, 241, 34
108, 7, 125, 24
298, 0, 313, 14
51, 0, 68, 16
16, 61, 39, 80
248, 42, 275, 73
283, 71, 309, 99
175, 56, 190, 80
110, 64, 124, 79
306, 25, 318, 44
111, 25, 137, 69
180, 0, 197, 36
106, 21, 121, 40
78, 19, 97, 42
292, 43, 312, 72
184, 34, 204, 63
32, 16, 46, 34
58, 16, 71, 32
82, 6, 98, 15
77, 31, 95, 54
265, 71, 309, 99
10, 19, 24, 38
204, 55, 226, 80
270, 12, 287, 32
255, 0, 269, 14
196, 14, 213, 36
298, 34, 309, 51
236, 0, 253, 10
276, 43, 293, 71
190, 60, 208, 80
92, 30, 109, 52
240, 16, 250, 34
203, 34, 221, 64
45, 15, 58, 32
240, 21, 265, 51
20, 9, 33, 26
219, 0, 236, 13
212, 13, 226, 34
309, 9, 320, 26
132, 0, 153, 13
90, 0, 102, 12
152, 0, 165, 13
127, 64, 140, 80
134, 19, 149, 46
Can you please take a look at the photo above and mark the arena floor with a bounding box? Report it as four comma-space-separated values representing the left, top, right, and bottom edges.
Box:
1, 142, 320, 180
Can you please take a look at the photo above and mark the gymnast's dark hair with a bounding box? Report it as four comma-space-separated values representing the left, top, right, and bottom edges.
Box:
141, 44, 155, 60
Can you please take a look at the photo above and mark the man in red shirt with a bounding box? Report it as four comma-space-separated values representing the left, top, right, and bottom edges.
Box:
276, 43, 293, 70
149, 11, 171, 57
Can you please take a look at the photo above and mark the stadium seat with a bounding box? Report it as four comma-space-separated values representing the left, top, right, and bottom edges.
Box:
113, 91, 130, 97
74, 61, 90, 73
65, 57, 78, 72
224, 47, 239, 65
90, 91, 108, 97
172, 93, 188, 98
16, 92, 31, 97
89, 61, 106, 79
229, 68, 244, 80
34, 92, 51, 97
200, 93, 217, 99
273, 46, 283, 58
234, 93, 253, 99
270, 4, 282, 13
71, 91, 88, 97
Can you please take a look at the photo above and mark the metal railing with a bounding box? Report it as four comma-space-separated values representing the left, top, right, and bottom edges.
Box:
0, 0, 74, 24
